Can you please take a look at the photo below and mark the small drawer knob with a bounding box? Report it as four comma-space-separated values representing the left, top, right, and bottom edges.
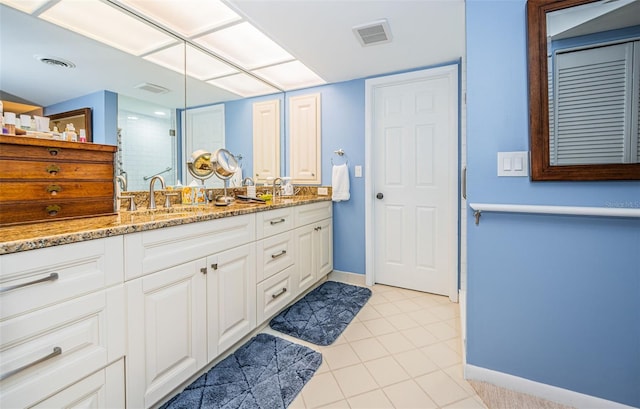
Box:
47, 148, 60, 156
46, 185, 62, 195
46, 204, 61, 216
46, 164, 61, 175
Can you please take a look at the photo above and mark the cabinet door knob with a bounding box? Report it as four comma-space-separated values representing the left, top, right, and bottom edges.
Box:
376, 193, 384, 200
200, 267, 207, 275
211, 263, 218, 270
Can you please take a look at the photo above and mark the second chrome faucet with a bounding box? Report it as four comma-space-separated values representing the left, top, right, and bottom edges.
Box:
148, 175, 165, 210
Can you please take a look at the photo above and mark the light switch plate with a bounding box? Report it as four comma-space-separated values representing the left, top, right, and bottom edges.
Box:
317, 187, 328, 195
355, 165, 362, 177
497, 151, 529, 177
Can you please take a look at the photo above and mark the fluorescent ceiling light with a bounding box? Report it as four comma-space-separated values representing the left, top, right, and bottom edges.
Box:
253, 61, 326, 91
117, 0, 241, 39
144, 44, 238, 80
208, 73, 279, 98
194, 21, 294, 70
39, 0, 177, 56
1, 0, 48, 14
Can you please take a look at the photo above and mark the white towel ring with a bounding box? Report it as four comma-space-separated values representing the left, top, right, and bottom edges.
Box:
331, 149, 349, 166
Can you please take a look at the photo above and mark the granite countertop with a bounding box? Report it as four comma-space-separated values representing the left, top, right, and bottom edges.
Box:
0, 195, 331, 255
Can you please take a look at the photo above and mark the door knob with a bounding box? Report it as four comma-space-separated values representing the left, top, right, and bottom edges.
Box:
376, 193, 384, 200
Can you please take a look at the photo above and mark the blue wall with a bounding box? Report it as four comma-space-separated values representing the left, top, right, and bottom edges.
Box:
225, 81, 367, 275
45, 90, 118, 145
466, 1, 640, 407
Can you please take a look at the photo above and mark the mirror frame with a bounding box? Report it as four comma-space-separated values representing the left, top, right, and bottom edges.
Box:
527, 0, 640, 181
48, 108, 92, 142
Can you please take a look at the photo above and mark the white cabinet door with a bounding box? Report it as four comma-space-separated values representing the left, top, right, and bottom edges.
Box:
126, 260, 207, 409
253, 99, 281, 184
316, 217, 333, 279
207, 243, 256, 360
294, 224, 316, 294
289, 93, 321, 184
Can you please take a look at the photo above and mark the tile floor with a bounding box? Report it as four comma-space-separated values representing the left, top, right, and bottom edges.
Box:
261, 281, 488, 409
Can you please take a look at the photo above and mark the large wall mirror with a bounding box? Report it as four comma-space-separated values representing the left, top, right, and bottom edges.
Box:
527, 0, 640, 180
1, 1, 284, 191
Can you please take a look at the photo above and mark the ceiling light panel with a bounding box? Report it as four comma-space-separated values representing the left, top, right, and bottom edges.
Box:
116, 0, 241, 38
0, 0, 49, 14
208, 73, 279, 98
39, 0, 177, 56
253, 61, 325, 91
144, 44, 238, 80
194, 21, 294, 70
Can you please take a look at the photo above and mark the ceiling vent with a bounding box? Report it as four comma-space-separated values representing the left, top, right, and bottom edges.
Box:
134, 82, 170, 94
352, 19, 392, 47
34, 55, 75, 68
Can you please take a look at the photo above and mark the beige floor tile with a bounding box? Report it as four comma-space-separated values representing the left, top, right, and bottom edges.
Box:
315, 358, 331, 374
317, 400, 351, 409
347, 389, 393, 408
363, 356, 410, 387
421, 342, 462, 368
425, 321, 459, 341
372, 302, 403, 317
323, 343, 361, 370
443, 365, 478, 396
367, 293, 390, 306
385, 313, 420, 330
301, 372, 345, 408
394, 298, 423, 313
393, 348, 439, 377
355, 305, 383, 321
379, 289, 408, 302
411, 296, 444, 309
407, 309, 442, 325
377, 332, 414, 354
350, 338, 390, 362
362, 317, 396, 336
442, 396, 488, 409
333, 364, 379, 398
289, 392, 306, 408
401, 325, 440, 348
431, 303, 460, 320
383, 379, 438, 409
445, 337, 463, 356
342, 321, 374, 342
415, 371, 470, 407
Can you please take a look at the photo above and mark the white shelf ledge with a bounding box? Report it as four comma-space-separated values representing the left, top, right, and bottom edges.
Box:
469, 203, 640, 225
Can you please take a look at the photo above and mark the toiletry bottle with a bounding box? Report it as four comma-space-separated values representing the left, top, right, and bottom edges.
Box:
65, 123, 77, 142
79, 129, 87, 142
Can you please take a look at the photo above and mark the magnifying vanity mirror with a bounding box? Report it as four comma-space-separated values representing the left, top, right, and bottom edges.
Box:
527, 0, 640, 180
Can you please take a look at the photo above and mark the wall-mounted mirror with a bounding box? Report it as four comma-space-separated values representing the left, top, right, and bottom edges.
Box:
49, 108, 92, 142
527, 0, 640, 180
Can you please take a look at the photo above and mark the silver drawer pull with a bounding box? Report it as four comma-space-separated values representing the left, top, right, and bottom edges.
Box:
270, 218, 286, 225
271, 250, 287, 259
0, 347, 62, 381
0, 272, 59, 294
271, 288, 287, 299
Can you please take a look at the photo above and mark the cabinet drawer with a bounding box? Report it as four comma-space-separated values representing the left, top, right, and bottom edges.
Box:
124, 214, 255, 280
0, 159, 114, 180
0, 236, 123, 321
0, 198, 115, 226
256, 207, 293, 239
294, 201, 332, 227
256, 265, 295, 325
0, 287, 125, 409
0, 142, 114, 163
256, 231, 294, 282
0, 181, 114, 202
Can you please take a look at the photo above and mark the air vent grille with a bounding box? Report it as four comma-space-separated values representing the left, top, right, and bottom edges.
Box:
34, 55, 75, 68
353, 19, 392, 47
134, 82, 170, 94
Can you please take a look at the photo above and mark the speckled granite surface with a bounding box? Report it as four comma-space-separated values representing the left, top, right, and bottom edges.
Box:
0, 195, 331, 255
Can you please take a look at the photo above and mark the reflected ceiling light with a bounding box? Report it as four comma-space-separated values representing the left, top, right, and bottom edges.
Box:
1, 0, 48, 14
117, 0, 241, 38
154, 111, 167, 116
39, 0, 177, 56
194, 21, 294, 70
144, 44, 238, 80
253, 61, 326, 91
208, 73, 279, 98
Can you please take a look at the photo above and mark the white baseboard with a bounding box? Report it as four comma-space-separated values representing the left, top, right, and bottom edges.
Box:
465, 364, 637, 409
328, 270, 367, 286
459, 289, 467, 367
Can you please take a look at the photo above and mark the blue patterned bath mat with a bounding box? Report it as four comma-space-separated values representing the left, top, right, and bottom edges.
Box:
270, 281, 372, 346
160, 333, 321, 409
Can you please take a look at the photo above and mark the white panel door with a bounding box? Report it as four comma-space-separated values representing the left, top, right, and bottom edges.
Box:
289, 93, 321, 184
207, 243, 256, 360
253, 99, 281, 184
294, 224, 315, 294
183, 104, 225, 187
370, 66, 458, 296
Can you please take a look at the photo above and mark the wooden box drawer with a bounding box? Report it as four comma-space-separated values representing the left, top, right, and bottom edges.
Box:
0, 140, 115, 163
0, 181, 114, 202
256, 231, 294, 282
256, 265, 295, 325
0, 159, 114, 180
0, 288, 125, 409
0, 198, 115, 225
256, 207, 293, 239
294, 201, 332, 227
0, 236, 123, 321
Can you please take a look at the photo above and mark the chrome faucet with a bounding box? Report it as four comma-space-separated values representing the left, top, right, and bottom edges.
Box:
272, 177, 282, 199
242, 177, 254, 186
148, 175, 166, 210
115, 175, 127, 192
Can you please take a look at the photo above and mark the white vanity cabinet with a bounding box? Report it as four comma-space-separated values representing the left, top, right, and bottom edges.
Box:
293, 202, 333, 294
0, 237, 125, 409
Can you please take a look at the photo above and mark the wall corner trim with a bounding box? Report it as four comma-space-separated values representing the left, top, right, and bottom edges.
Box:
464, 364, 637, 409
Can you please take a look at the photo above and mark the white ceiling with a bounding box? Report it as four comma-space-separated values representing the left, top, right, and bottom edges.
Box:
0, 0, 465, 112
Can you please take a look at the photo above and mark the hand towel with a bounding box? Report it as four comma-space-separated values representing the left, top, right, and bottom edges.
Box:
229, 167, 243, 187
332, 163, 350, 202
